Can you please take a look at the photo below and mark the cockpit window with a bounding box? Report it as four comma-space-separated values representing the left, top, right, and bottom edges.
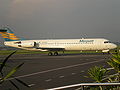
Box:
104, 41, 111, 43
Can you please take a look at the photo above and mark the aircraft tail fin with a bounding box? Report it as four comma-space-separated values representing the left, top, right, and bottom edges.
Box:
0, 27, 20, 41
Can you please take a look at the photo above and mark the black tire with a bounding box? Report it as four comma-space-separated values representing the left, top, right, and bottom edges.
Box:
54, 52, 58, 56
48, 52, 53, 56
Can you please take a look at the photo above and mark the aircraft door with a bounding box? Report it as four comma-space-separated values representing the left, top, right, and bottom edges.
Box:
34, 42, 39, 48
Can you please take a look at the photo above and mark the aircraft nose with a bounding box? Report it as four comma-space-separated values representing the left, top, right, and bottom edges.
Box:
111, 44, 117, 49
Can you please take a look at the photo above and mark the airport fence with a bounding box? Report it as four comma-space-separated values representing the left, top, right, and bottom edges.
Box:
47, 83, 120, 90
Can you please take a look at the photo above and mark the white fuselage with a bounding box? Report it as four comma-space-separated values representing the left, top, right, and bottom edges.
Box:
4, 38, 117, 52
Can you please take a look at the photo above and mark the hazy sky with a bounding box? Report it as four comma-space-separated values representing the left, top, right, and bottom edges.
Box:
0, 0, 120, 45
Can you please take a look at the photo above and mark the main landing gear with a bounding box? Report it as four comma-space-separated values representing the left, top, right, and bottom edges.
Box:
48, 52, 59, 56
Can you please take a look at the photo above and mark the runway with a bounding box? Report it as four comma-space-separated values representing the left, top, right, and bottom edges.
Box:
0, 53, 111, 90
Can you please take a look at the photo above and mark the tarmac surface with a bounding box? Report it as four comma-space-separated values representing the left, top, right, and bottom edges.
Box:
0, 53, 112, 90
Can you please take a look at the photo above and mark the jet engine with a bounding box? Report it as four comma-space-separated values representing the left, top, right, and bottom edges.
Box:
21, 42, 35, 47
15, 41, 36, 48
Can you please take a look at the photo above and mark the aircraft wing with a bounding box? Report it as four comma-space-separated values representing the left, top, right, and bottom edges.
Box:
36, 47, 65, 51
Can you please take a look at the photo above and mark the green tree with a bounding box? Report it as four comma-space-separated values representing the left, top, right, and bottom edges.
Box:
87, 51, 120, 90
88, 66, 108, 90
0, 51, 30, 90
88, 66, 107, 83
107, 53, 120, 82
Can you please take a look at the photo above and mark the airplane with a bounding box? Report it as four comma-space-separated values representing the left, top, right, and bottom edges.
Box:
0, 27, 117, 56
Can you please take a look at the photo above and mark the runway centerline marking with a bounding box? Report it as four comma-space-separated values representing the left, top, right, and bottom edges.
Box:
7, 59, 105, 80
72, 73, 76, 75
28, 84, 35, 87
45, 79, 52, 82
59, 76, 65, 78
81, 71, 85, 72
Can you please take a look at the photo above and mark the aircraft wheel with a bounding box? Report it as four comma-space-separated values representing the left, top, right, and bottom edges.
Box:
102, 52, 105, 55
54, 52, 58, 56
108, 51, 110, 54
48, 52, 53, 56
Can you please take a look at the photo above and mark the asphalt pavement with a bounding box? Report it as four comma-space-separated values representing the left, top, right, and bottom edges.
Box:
0, 53, 111, 90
